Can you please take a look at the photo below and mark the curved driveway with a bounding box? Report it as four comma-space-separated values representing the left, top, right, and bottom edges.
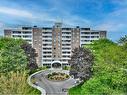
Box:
32, 70, 76, 95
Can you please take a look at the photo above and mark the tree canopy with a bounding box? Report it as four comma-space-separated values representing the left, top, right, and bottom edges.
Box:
0, 37, 40, 94
69, 38, 127, 95
0, 37, 27, 73
69, 47, 94, 81
81, 39, 127, 94
21, 42, 38, 71
118, 35, 127, 45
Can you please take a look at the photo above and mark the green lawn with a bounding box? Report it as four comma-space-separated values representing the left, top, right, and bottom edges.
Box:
69, 83, 83, 95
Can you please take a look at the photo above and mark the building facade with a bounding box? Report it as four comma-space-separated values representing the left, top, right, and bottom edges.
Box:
4, 26, 33, 44
4, 22, 106, 67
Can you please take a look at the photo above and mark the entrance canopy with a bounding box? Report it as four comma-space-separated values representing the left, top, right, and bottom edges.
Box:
51, 61, 62, 69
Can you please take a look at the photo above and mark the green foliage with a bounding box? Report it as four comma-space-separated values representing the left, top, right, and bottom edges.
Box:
122, 43, 127, 51
69, 47, 94, 80
69, 83, 83, 95
63, 66, 70, 70
65, 74, 70, 78
52, 72, 57, 75
47, 73, 52, 78
21, 43, 38, 71
29, 66, 48, 75
118, 35, 127, 45
47, 72, 70, 81
69, 38, 127, 95
0, 37, 28, 73
0, 37, 40, 94
81, 77, 117, 95
38, 66, 48, 70
0, 71, 40, 94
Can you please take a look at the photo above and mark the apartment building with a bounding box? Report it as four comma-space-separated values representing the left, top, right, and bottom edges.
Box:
4, 26, 32, 44
4, 22, 106, 67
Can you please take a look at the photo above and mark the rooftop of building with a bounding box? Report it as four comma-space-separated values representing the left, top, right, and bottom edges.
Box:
4, 22, 107, 32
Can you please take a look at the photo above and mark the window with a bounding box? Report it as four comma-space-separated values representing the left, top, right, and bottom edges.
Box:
43, 52, 52, 54
43, 48, 52, 50
62, 28, 71, 30
81, 28, 90, 30
13, 31, 21, 34
43, 56, 52, 58
91, 36, 99, 38
43, 36, 52, 38
13, 35, 21, 37
62, 55, 70, 57
81, 40, 90, 42
91, 32, 99, 34
62, 32, 71, 34
62, 52, 70, 54
62, 47, 70, 49
22, 27, 32, 30
81, 32, 90, 34
81, 36, 90, 38
23, 35, 31, 38
43, 44, 52, 46
23, 31, 31, 34
43, 40, 52, 42
43, 32, 52, 34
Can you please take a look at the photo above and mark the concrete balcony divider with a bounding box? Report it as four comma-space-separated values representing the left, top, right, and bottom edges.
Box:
27, 70, 46, 95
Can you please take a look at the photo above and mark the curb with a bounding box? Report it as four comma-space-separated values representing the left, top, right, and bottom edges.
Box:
27, 69, 80, 95
27, 70, 46, 95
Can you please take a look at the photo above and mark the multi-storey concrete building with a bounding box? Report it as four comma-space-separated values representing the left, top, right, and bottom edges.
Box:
4, 22, 106, 67
4, 26, 33, 44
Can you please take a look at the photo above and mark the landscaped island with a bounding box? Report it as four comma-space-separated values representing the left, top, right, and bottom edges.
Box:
47, 72, 70, 81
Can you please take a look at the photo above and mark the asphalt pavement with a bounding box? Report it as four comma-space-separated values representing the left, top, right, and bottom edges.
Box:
33, 70, 76, 95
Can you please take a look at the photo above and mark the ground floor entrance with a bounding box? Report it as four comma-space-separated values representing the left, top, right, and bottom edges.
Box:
51, 61, 62, 69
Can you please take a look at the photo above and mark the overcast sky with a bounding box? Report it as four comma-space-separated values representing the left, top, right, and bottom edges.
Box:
0, 0, 127, 41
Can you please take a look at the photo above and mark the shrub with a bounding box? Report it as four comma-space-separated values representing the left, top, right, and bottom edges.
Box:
47, 74, 52, 78
0, 37, 40, 94
0, 71, 40, 94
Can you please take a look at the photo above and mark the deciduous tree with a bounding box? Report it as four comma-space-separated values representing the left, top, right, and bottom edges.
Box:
69, 47, 94, 81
